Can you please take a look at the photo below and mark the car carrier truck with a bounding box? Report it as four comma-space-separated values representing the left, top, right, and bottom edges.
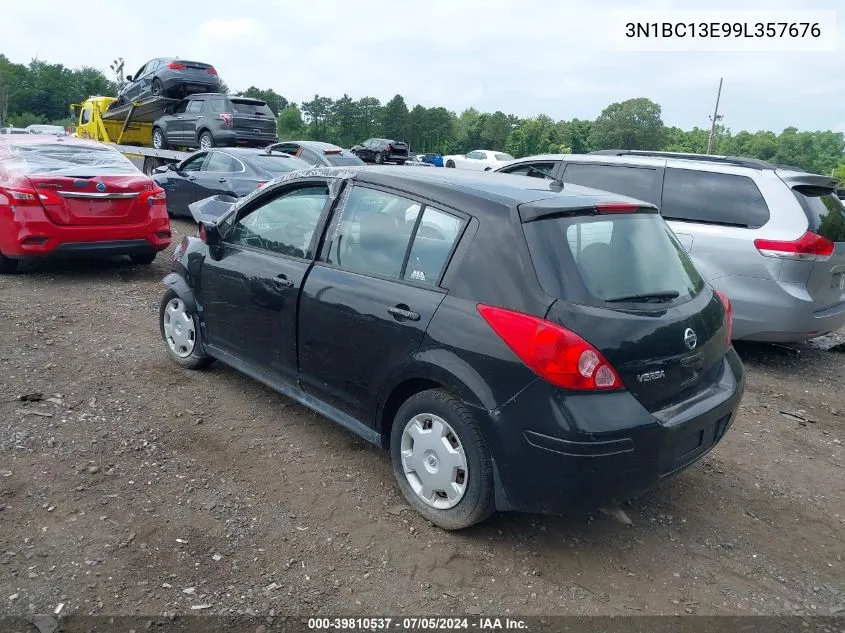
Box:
70, 95, 192, 175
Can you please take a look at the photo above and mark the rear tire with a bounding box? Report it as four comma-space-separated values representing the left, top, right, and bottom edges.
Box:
159, 289, 213, 370
0, 252, 19, 274
151, 78, 163, 96
446, 160, 455, 168
199, 131, 215, 150
152, 127, 167, 150
390, 389, 495, 530
130, 252, 156, 265
374, 152, 384, 165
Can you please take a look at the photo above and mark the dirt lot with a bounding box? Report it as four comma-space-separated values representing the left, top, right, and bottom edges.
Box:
1, 218, 844, 619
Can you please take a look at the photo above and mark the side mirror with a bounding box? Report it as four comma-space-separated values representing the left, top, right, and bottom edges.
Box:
167, 163, 178, 171
125, 75, 133, 82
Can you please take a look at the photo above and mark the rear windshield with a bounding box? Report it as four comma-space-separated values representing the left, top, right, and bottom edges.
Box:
325, 152, 365, 166
792, 189, 845, 243
3, 142, 139, 176
249, 154, 310, 173
523, 213, 705, 305
230, 99, 275, 117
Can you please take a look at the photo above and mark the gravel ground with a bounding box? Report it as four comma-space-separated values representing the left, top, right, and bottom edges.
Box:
1, 218, 844, 619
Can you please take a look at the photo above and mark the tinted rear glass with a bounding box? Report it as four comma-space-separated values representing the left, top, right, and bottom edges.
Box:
562, 163, 657, 202
661, 168, 770, 228
793, 189, 845, 242
523, 213, 705, 305
249, 154, 309, 173
231, 99, 274, 116
325, 152, 365, 166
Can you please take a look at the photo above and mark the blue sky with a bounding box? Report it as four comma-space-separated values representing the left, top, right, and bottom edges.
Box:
4, 0, 844, 133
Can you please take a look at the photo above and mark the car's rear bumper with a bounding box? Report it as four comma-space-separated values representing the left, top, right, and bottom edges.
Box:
481, 349, 745, 515
161, 78, 219, 95
0, 206, 171, 260
719, 276, 845, 342
215, 130, 277, 148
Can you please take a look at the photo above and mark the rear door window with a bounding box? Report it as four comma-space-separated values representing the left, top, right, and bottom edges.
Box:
405, 207, 463, 286
204, 152, 239, 172
661, 168, 770, 228
523, 212, 704, 305
186, 100, 204, 114
205, 99, 227, 114
561, 163, 658, 203
792, 189, 845, 242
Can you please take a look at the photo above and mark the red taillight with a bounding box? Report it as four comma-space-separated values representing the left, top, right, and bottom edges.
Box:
168, 62, 187, 70
206, 67, 218, 75
219, 113, 233, 127
594, 202, 640, 214
256, 182, 266, 189
754, 231, 834, 262
477, 305, 623, 391
198, 223, 207, 242
715, 289, 733, 347
0, 186, 60, 207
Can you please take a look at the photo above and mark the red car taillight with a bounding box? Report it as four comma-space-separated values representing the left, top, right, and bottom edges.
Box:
754, 231, 834, 262
140, 188, 167, 208
168, 62, 187, 70
256, 182, 266, 189
477, 305, 623, 391
219, 113, 233, 126
714, 289, 733, 348
0, 186, 62, 207
206, 67, 218, 75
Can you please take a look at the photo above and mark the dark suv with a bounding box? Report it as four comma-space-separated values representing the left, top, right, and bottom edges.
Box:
160, 167, 744, 529
351, 138, 409, 164
152, 94, 277, 151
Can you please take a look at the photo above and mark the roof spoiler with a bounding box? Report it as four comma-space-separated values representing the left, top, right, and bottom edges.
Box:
776, 172, 839, 191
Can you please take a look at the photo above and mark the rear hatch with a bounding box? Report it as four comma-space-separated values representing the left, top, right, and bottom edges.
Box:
389, 141, 409, 158
776, 171, 845, 310
520, 199, 729, 413
230, 99, 277, 138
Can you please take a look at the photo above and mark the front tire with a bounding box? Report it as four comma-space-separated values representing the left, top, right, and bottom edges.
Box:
151, 78, 163, 96
446, 160, 455, 168
0, 251, 19, 274
159, 289, 213, 370
390, 389, 495, 530
374, 152, 384, 165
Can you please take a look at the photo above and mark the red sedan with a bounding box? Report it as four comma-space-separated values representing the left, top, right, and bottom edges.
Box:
0, 135, 171, 273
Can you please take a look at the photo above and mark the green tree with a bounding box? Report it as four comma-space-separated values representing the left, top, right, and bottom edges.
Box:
277, 104, 304, 140
379, 94, 409, 142
481, 110, 512, 150
237, 86, 288, 116
504, 115, 558, 157
301, 95, 334, 141
589, 97, 665, 150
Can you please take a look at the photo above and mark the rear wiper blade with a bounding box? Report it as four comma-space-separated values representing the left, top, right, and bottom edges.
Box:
605, 290, 680, 303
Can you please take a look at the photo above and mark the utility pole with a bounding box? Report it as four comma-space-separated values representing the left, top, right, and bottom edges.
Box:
706, 78, 723, 155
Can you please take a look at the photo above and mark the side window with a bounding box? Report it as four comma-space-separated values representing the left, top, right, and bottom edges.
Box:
500, 161, 557, 179
562, 163, 657, 202
466, 151, 483, 160
276, 143, 299, 155
205, 99, 227, 114
133, 63, 147, 79
204, 152, 238, 172
186, 100, 204, 113
179, 153, 207, 172
172, 100, 189, 114
324, 186, 421, 279
227, 184, 329, 258
80, 108, 92, 125
661, 168, 770, 228
146, 59, 160, 73
405, 207, 463, 285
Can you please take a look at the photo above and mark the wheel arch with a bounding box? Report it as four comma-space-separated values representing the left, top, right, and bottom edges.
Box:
162, 272, 197, 314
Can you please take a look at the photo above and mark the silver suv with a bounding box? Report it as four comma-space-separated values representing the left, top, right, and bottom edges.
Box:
494, 150, 845, 342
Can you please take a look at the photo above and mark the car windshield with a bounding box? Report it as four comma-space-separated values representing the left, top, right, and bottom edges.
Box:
230, 99, 274, 116
3, 142, 139, 176
325, 152, 365, 166
249, 154, 310, 173
523, 212, 705, 305
495, 153, 514, 161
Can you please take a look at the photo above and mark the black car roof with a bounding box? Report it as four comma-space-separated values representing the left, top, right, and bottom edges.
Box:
284, 140, 344, 151
274, 166, 649, 213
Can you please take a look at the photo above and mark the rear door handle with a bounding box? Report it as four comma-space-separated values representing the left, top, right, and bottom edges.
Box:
388, 305, 420, 321
218, 178, 227, 183
187, 176, 197, 181
274, 274, 294, 289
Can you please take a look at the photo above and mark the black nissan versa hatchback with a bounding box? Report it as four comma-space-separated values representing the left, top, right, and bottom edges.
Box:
159, 166, 745, 529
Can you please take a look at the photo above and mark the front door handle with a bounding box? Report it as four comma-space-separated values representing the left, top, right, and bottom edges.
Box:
187, 176, 197, 181
388, 305, 420, 321
274, 274, 294, 289
218, 177, 227, 183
